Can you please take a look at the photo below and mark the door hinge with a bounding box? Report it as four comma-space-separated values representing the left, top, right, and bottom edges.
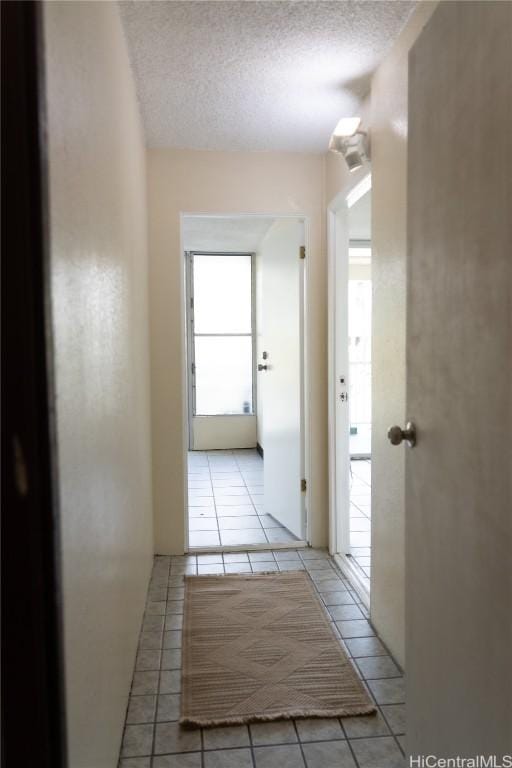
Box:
191, 362, 195, 375
299, 246, 306, 260
301, 478, 307, 493
190, 297, 194, 309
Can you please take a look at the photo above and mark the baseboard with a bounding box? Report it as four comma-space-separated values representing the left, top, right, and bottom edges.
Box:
333, 552, 370, 609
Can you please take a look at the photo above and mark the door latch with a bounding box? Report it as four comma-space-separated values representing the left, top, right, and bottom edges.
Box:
339, 392, 348, 402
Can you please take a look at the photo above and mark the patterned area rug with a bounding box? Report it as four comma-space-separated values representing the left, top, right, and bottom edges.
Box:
181, 571, 375, 726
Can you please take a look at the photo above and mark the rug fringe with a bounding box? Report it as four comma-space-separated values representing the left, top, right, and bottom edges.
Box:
180, 703, 377, 728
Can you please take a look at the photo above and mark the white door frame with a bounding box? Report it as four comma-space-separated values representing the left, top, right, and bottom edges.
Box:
327, 174, 372, 603
180, 212, 311, 552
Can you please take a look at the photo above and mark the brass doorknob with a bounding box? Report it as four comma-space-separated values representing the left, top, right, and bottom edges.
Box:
387, 421, 416, 448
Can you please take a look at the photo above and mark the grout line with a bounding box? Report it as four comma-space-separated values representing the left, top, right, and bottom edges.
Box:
190, 450, 297, 547
200, 725, 205, 768
148, 558, 167, 766
291, 719, 307, 767
378, 713, 407, 753
349, 457, 372, 571
125, 730, 404, 762
394, 732, 406, 757
237, 449, 266, 545
208, 453, 222, 548
340, 716, 363, 768
247, 720, 257, 768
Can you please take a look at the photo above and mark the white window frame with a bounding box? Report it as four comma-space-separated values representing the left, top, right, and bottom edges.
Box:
185, 251, 256, 431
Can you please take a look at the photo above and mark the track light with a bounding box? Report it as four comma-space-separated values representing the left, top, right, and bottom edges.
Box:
329, 117, 370, 172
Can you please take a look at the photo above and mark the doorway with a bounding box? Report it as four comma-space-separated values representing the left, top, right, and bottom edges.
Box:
348, 189, 372, 590
328, 175, 372, 600
182, 215, 309, 550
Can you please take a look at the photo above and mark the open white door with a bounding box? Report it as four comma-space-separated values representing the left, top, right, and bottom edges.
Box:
328, 176, 371, 567
328, 203, 350, 556
259, 219, 305, 540
405, 2, 512, 756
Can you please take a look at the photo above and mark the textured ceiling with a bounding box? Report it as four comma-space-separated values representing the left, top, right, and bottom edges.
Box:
119, 1, 415, 152
182, 216, 275, 252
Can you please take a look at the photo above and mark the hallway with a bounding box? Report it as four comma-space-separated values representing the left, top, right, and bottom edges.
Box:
188, 450, 299, 548
17, 2, 510, 766
120, 549, 405, 767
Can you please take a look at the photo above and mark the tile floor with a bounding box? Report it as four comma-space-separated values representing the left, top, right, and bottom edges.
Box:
349, 459, 371, 591
188, 449, 299, 548
119, 548, 406, 768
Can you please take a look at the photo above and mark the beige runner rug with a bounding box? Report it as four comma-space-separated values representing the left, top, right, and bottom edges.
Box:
181, 571, 375, 726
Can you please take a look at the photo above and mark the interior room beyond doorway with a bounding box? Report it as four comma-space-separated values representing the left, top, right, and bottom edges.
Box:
188, 449, 299, 547
183, 215, 307, 550
348, 187, 372, 590
330, 177, 372, 596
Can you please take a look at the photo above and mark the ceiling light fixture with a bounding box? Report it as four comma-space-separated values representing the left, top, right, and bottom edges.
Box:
329, 116, 370, 172
332, 117, 361, 137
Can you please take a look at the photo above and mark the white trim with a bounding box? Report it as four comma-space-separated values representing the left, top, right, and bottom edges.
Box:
181, 212, 304, 220
333, 553, 370, 609
189, 540, 308, 555
327, 208, 337, 555
327, 173, 372, 577
184, 252, 194, 449
346, 174, 372, 209
301, 220, 311, 545
179, 223, 190, 552
180, 212, 312, 550
186, 251, 256, 434
327, 200, 350, 556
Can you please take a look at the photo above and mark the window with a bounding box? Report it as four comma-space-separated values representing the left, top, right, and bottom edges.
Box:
189, 253, 254, 416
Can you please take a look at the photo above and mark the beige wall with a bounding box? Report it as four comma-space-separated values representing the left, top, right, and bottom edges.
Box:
44, 3, 153, 766
147, 149, 327, 553
192, 416, 257, 450
325, 4, 437, 667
